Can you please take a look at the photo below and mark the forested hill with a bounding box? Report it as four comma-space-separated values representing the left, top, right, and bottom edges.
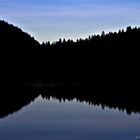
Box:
1, 20, 140, 51
0, 20, 40, 49
41, 26, 140, 51
0, 20, 140, 83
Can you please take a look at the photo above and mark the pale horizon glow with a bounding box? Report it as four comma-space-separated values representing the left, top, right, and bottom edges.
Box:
0, 0, 140, 43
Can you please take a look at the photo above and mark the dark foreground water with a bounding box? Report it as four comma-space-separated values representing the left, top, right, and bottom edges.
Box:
0, 95, 139, 140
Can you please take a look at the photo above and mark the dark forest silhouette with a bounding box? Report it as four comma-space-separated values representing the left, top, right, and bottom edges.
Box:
1, 20, 139, 82
0, 20, 140, 118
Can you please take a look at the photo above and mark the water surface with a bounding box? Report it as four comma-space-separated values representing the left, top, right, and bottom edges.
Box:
0, 96, 139, 140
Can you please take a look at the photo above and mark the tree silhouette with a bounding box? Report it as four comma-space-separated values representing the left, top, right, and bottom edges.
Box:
0, 20, 139, 102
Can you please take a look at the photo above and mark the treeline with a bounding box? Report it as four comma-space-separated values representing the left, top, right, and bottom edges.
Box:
41, 26, 140, 51
1, 20, 140, 51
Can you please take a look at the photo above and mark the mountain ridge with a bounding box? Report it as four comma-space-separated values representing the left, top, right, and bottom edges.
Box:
1, 20, 140, 50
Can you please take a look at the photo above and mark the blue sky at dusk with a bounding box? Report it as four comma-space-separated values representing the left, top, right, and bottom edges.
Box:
0, 0, 140, 42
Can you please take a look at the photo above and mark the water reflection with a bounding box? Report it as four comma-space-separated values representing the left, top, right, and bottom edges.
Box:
0, 82, 140, 119
0, 96, 140, 140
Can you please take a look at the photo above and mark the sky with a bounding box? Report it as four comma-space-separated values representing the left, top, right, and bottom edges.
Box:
0, 0, 140, 43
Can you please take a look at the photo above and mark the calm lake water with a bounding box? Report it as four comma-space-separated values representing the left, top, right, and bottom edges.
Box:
0, 96, 139, 140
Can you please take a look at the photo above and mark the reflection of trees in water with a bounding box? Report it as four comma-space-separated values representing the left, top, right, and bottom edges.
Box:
40, 84, 140, 115
0, 85, 39, 118
0, 83, 139, 119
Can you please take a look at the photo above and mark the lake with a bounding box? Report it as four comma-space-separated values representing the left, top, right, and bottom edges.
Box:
0, 93, 139, 140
